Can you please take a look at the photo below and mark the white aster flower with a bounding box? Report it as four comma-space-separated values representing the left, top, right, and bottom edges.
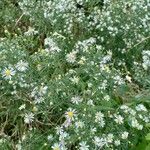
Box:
114, 140, 120, 146
136, 104, 147, 112
121, 131, 129, 139
93, 136, 107, 148
47, 134, 53, 141
19, 104, 26, 110
2, 67, 16, 80
70, 76, 79, 84
107, 133, 114, 143
104, 95, 110, 101
66, 51, 77, 63
44, 37, 61, 53
24, 113, 34, 124
16, 60, 28, 72
114, 115, 124, 124
52, 143, 61, 150
24, 26, 38, 36
79, 141, 89, 150
71, 96, 83, 104
95, 111, 104, 122
65, 108, 76, 120
75, 120, 84, 129
87, 99, 94, 106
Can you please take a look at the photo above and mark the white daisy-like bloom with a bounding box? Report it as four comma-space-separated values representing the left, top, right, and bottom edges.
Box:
99, 119, 105, 128
71, 96, 83, 104
34, 96, 44, 104
114, 140, 121, 146
131, 118, 139, 128
120, 105, 129, 113
87, 99, 94, 106
24, 26, 38, 36
93, 136, 107, 148
31, 85, 48, 98
15, 143, 22, 150
44, 37, 61, 53
39, 85, 48, 95
75, 120, 84, 129
19, 104, 26, 110
135, 104, 147, 112
59, 131, 68, 140
47, 134, 53, 141
65, 108, 76, 120
2, 67, 16, 80
66, 51, 77, 63
125, 75, 132, 83
52, 143, 60, 150
70, 76, 79, 84
104, 95, 110, 101
55, 126, 64, 135
107, 133, 114, 143
121, 131, 129, 139
95, 111, 104, 122
129, 109, 136, 116
79, 141, 89, 150
24, 113, 34, 124
16, 60, 28, 72
114, 115, 124, 124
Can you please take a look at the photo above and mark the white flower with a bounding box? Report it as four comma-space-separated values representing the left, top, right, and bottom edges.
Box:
44, 37, 61, 53
79, 141, 89, 150
104, 95, 110, 101
131, 118, 139, 128
93, 137, 107, 148
47, 135, 53, 141
24, 113, 34, 124
34, 96, 44, 104
137, 124, 143, 130
107, 133, 114, 143
55, 126, 64, 135
121, 131, 129, 139
65, 108, 76, 120
136, 104, 147, 112
99, 119, 105, 128
24, 26, 38, 36
19, 104, 26, 110
95, 111, 104, 122
70, 76, 79, 84
114, 140, 120, 146
87, 99, 94, 106
16, 143, 22, 150
95, 111, 105, 127
16, 60, 28, 72
52, 143, 60, 150
120, 105, 129, 113
75, 121, 84, 129
114, 115, 124, 124
66, 51, 77, 63
125, 75, 132, 83
39, 85, 48, 95
2, 67, 16, 80
71, 96, 83, 104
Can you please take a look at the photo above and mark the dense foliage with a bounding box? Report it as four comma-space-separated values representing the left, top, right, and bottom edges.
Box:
0, 0, 150, 149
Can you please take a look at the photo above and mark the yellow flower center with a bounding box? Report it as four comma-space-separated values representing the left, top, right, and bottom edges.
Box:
5, 69, 11, 76
67, 111, 73, 118
53, 147, 60, 150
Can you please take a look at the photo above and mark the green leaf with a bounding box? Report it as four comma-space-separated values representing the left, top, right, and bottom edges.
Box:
146, 143, 150, 150
146, 133, 150, 141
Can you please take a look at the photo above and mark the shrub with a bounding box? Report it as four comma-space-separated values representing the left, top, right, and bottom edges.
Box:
0, 0, 150, 149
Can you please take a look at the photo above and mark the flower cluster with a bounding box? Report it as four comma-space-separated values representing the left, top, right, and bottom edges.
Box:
0, 0, 150, 150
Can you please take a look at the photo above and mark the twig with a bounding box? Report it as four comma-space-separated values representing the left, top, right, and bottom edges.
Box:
129, 36, 150, 50
13, 13, 25, 30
